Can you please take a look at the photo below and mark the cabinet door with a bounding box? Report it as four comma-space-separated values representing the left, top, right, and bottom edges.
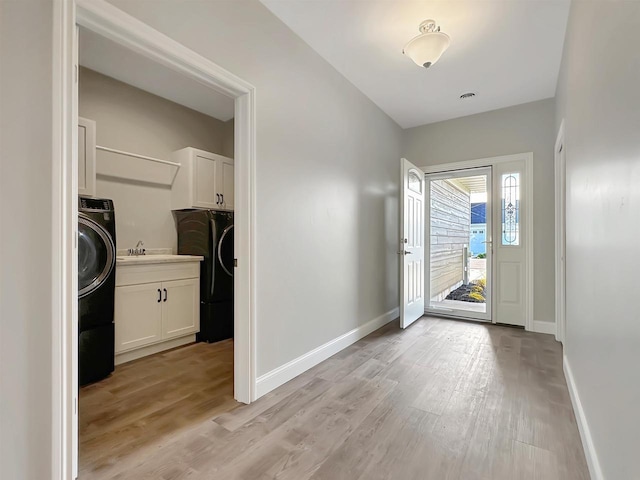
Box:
115, 282, 163, 353
78, 117, 96, 197
193, 154, 218, 208
161, 278, 200, 340
219, 158, 234, 210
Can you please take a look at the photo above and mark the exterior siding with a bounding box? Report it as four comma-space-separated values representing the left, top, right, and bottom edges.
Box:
429, 179, 470, 301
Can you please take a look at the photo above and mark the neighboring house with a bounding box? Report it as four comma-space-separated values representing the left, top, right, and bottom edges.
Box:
470, 202, 486, 256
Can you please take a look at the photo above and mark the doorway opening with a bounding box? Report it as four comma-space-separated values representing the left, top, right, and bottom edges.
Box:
53, 2, 257, 478
77, 27, 241, 478
419, 153, 533, 329
426, 167, 492, 321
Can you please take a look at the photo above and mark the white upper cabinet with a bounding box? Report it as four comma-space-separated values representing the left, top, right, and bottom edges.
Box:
78, 117, 96, 197
219, 156, 234, 210
171, 147, 234, 210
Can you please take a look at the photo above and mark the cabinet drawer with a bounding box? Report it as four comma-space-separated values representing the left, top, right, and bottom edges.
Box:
116, 262, 199, 286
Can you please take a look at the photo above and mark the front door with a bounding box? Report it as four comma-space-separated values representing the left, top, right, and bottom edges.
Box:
400, 158, 425, 329
425, 167, 493, 321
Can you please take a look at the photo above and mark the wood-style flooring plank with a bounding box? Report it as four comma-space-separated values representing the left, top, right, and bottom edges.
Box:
80, 318, 590, 480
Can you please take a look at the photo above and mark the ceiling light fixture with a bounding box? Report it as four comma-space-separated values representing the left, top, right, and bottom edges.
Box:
460, 92, 476, 99
403, 19, 450, 69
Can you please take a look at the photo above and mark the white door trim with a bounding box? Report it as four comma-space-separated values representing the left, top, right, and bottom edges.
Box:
419, 152, 534, 332
52, 1, 257, 478
554, 121, 566, 344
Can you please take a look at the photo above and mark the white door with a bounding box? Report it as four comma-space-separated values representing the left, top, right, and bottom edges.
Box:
161, 278, 200, 339
114, 282, 163, 352
493, 160, 527, 326
194, 154, 218, 208
219, 158, 234, 210
400, 158, 425, 328
77, 117, 96, 197
425, 167, 492, 322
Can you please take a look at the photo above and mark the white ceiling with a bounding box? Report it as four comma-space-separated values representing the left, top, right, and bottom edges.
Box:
261, 0, 570, 128
79, 28, 235, 122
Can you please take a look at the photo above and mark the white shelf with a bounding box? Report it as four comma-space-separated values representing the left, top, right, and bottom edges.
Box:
96, 145, 181, 186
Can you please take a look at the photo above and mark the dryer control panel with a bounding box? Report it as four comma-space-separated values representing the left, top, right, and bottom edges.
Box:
79, 196, 114, 212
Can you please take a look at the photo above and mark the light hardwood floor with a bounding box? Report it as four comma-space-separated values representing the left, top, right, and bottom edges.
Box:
80, 317, 590, 480
79, 339, 238, 478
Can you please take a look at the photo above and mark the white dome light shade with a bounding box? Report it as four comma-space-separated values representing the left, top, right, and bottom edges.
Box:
403, 19, 450, 69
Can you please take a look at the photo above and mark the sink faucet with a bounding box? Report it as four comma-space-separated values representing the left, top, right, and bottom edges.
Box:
128, 240, 146, 256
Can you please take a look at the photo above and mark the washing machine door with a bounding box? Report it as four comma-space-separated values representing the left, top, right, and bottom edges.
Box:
78, 213, 116, 298
217, 224, 234, 277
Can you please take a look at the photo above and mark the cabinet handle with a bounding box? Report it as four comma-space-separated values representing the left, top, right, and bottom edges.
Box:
221, 194, 224, 206
157, 289, 161, 303
216, 193, 220, 205
163, 288, 167, 302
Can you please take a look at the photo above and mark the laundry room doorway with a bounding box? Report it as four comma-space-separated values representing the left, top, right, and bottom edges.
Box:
53, 1, 257, 477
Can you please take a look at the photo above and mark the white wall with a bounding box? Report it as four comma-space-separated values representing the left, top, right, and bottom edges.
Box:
79, 67, 233, 252
403, 99, 556, 324
555, 2, 640, 478
0, 1, 54, 478
106, 0, 403, 376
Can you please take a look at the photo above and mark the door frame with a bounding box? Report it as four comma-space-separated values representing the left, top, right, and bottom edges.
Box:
424, 166, 493, 323
52, 1, 257, 478
554, 121, 566, 344
419, 152, 534, 332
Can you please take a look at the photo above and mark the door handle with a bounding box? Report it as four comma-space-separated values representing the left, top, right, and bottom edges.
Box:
157, 289, 161, 303
163, 288, 167, 302
397, 251, 413, 255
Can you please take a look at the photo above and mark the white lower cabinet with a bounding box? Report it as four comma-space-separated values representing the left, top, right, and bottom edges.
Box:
115, 282, 163, 352
161, 278, 199, 340
115, 261, 201, 364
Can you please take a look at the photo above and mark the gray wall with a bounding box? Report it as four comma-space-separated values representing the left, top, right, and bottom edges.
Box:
0, 1, 54, 478
108, 0, 403, 377
403, 98, 556, 323
79, 67, 233, 252
556, 2, 640, 478
430, 180, 470, 301
222, 118, 235, 159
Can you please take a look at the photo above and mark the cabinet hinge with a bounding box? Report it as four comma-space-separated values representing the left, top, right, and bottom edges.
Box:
233, 259, 237, 268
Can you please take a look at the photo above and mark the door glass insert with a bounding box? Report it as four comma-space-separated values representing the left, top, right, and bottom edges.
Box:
408, 170, 422, 193
501, 172, 520, 246
427, 169, 491, 321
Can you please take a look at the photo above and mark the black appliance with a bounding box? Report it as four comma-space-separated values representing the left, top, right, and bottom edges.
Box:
173, 209, 234, 343
78, 196, 116, 385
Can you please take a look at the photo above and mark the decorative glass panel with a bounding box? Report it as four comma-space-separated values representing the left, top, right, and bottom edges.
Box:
501, 173, 520, 246
408, 171, 422, 193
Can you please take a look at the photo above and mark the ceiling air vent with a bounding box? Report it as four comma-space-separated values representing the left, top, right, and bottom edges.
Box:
460, 92, 476, 99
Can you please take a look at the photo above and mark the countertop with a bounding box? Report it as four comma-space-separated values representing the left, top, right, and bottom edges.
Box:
116, 254, 204, 265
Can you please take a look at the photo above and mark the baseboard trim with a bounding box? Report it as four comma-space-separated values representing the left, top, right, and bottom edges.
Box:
531, 320, 556, 335
255, 307, 399, 398
563, 355, 604, 480
115, 334, 195, 365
